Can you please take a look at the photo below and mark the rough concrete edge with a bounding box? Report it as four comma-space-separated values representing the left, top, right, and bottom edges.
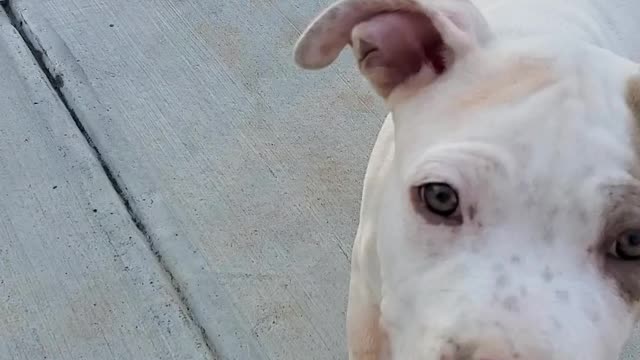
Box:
1, 2, 222, 359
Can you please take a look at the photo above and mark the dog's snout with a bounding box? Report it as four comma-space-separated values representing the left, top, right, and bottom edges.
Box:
441, 347, 515, 360
440, 338, 539, 360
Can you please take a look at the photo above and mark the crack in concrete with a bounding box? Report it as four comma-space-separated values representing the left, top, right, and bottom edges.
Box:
1, 2, 221, 359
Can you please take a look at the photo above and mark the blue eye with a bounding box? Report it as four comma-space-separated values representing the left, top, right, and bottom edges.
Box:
418, 182, 459, 217
614, 231, 640, 260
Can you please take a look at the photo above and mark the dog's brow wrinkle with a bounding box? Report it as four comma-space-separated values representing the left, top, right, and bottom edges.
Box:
412, 140, 515, 181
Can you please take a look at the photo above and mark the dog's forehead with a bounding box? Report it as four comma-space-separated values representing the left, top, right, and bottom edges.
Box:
393, 45, 639, 191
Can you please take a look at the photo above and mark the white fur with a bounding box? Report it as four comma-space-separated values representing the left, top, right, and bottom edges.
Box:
298, 0, 640, 359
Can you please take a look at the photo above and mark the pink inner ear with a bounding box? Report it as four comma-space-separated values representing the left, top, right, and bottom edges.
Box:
352, 11, 447, 91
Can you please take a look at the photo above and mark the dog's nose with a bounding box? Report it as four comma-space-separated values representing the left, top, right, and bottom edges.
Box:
447, 351, 512, 360
441, 340, 527, 360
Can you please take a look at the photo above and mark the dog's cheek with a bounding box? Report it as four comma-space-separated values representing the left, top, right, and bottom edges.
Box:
347, 303, 391, 360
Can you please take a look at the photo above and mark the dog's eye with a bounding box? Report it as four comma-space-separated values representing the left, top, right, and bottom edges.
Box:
418, 182, 459, 217
612, 231, 640, 260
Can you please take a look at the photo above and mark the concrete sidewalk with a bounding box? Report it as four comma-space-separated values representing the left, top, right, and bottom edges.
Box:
0, 8, 214, 360
1, 0, 381, 358
1, 0, 639, 359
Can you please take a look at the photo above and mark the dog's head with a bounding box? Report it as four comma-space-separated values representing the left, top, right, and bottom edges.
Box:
295, 0, 640, 359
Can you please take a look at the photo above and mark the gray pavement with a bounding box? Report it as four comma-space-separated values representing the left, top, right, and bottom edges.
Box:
0, 8, 214, 360
1, 0, 639, 359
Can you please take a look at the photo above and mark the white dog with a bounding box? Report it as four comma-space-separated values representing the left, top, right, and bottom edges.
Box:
294, 0, 640, 359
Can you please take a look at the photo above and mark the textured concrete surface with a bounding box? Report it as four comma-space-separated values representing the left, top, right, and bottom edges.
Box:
7, 0, 385, 359
0, 8, 215, 360
2, 0, 640, 359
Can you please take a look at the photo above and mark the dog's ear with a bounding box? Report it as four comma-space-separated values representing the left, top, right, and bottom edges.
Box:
294, 0, 491, 98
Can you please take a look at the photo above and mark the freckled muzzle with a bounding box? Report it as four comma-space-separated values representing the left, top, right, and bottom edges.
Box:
382, 256, 635, 360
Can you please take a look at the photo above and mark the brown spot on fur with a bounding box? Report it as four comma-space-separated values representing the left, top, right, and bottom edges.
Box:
625, 74, 640, 180
626, 74, 640, 123
347, 303, 390, 360
455, 57, 556, 111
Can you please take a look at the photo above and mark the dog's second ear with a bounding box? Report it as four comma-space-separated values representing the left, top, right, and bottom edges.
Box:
294, 0, 491, 98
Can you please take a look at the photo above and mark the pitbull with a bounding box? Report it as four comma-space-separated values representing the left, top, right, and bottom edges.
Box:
294, 0, 640, 359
